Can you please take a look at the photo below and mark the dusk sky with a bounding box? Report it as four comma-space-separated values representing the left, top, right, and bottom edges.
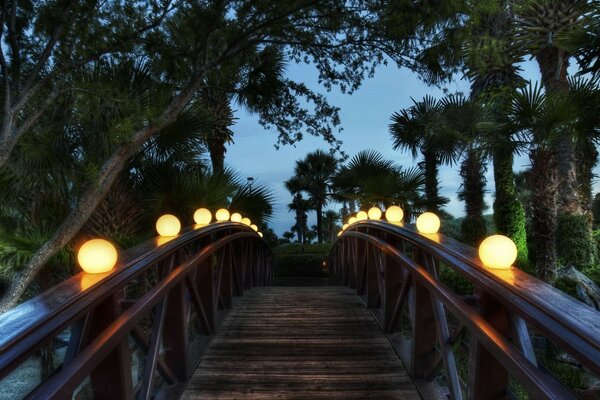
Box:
227, 58, 595, 235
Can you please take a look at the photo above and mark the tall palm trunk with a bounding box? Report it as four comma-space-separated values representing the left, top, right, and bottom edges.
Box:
536, 47, 595, 267
316, 202, 323, 243
529, 147, 558, 283
422, 149, 440, 212
493, 146, 529, 267
460, 149, 487, 246
206, 135, 226, 172
201, 90, 234, 173
578, 143, 598, 217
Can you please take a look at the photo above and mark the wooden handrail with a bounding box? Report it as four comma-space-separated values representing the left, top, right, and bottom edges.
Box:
0, 222, 273, 400
329, 220, 600, 400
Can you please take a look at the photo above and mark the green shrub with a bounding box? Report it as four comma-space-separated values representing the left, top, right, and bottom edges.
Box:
556, 214, 596, 268
439, 264, 473, 296
460, 215, 488, 246
494, 197, 530, 271
273, 243, 331, 277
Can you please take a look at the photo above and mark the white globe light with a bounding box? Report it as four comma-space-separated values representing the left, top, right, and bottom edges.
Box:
368, 207, 382, 220
342, 223, 349, 231
241, 217, 251, 226
348, 216, 357, 225
230, 212, 242, 223
156, 214, 181, 237
193, 208, 212, 225
356, 211, 368, 221
78, 239, 118, 274
479, 235, 518, 270
385, 206, 404, 223
250, 224, 259, 232
416, 212, 440, 234
215, 208, 230, 222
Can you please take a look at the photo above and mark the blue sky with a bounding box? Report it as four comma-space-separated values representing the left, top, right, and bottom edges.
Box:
227, 58, 593, 235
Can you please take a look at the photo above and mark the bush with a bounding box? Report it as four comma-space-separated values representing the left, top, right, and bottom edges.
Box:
556, 214, 596, 268
273, 243, 331, 277
494, 197, 530, 271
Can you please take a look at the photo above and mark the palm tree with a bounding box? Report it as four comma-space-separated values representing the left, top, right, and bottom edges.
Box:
292, 150, 338, 243
333, 150, 424, 219
515, 0, 595, 265
508, 83, 586, 281
285, 176, 310, 243
194, 46, 286, 172
390, 95, 458, 212
323, 210, 340, 242
438, 95, 488, 245
462, 1, 529, 265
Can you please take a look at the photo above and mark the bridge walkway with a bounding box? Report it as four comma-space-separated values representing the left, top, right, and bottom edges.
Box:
181, 286, 421, 399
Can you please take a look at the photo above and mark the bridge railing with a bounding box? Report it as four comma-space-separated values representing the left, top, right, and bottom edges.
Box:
0, 222, 272, 400
329, 220, 600, 400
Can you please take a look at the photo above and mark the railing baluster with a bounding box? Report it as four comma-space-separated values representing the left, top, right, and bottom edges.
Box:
163, 281, 190, 381
196, 259, 216, 333
468, 291, 510, 400
88, 294, 134, 400
424, 255, 462, 400
139, 296, 168, 400
409, 248, 437, 379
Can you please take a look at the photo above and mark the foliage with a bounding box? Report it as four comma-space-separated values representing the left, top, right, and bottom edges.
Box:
389, 95, 457, 211
556, 214, 597, 268
332, 150, 424, 218
272, 243, 331, 277
494, 196, 530, 271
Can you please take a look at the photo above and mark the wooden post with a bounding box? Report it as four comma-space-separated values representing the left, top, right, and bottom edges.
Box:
196, 260, 216, 334
384, 251, 403, 333
409, 249, 436, 378
163, 282, 190, 381
88, 295, 133, 400
219, 247, 233, 309
366, 245, 380, 308
468, 291, 510, 399
355, 239, 367, 295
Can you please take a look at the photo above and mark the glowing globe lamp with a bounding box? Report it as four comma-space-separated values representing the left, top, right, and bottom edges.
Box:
348, 216, 357, 225
156, 214, 181, 237
342, 223, 349, 231
78, 239, 118, 274
250, 224, 259, 232
368, 207, 382, 220
241, 217, 251, 226
356, 211, 368, 221
416, 212, 440, 234
215, 208, 230, 222
337, 231, 342, 237
230, 212, 242, 223
385, 206, 404, 223
193, 208, 212, 225
479, 235, 517, 270
258, 232, 264, 238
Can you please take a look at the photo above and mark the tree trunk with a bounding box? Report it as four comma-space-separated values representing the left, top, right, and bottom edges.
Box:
206, 134, 226, 173
460, 149, 487, 246
577, 142, 598, 218
529, 147, 558, 283
316, 202, 323, 244
536, 46, 594, 269
492, 146, 529, 268
422, 149, 439, 212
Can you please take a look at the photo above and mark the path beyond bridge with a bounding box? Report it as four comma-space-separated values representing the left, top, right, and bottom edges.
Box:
181, 286, 420, 399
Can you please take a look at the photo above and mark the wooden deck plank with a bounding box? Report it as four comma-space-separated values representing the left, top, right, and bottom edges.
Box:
180, 287, 421, 400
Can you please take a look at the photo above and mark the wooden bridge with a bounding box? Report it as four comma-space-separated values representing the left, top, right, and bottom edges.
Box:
0, 221, 599, 399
